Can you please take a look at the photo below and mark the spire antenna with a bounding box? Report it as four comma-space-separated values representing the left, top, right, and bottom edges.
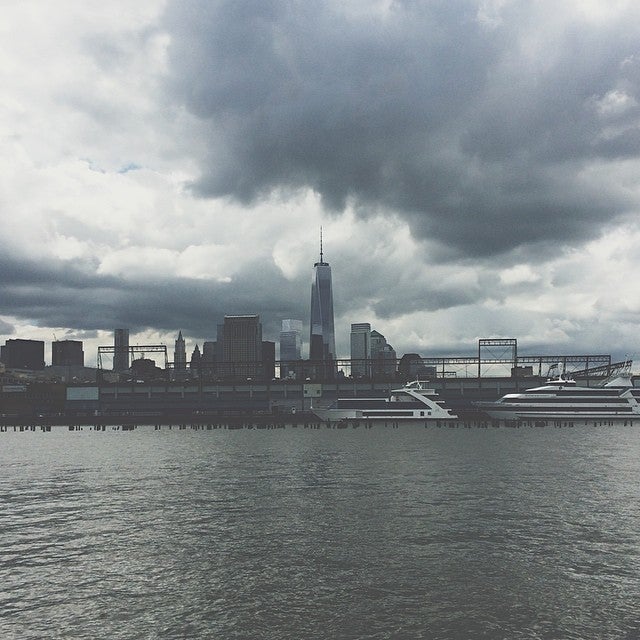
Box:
320, 226, 323, 263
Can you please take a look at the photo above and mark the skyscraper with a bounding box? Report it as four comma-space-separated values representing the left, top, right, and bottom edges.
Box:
52, 340, 84, 366
202, 341, 217, 378
189, 344, 201, 377
219, 315, 263, 378
309, 231, 335, 365
113, 328, 130, 372
1, 339, 45, 370
174, 331, 186, 371
370, 330, 390, 362
280, 319, 302, 378
350, 323, 371, 377
370, 330, 397, 377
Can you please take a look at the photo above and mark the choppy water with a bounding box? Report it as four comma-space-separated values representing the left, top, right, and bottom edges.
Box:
1, 425, 639, 639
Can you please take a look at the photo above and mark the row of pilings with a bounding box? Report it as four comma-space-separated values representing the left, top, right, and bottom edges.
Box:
1, 409, 634, 432
1, 417, 625, 432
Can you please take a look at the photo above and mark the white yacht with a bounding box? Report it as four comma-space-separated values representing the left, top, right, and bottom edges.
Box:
477, 370, 640, 425
311, 380, 458, 425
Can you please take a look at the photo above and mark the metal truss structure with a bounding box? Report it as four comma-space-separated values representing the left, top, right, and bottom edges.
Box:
95, 338, 620, 381
97, 344, 168, 371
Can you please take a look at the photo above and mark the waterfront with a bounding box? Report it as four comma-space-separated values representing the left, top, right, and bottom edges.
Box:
1, 426, 639, 639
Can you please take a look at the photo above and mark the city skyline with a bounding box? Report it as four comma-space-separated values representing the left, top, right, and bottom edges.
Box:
2, 2, 640, 366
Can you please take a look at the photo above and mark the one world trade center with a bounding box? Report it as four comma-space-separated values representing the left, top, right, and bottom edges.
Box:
309, 231, 336, 367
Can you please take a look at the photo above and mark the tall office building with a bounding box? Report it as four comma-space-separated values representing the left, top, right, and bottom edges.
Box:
376, 343, 398, 376
370, 330, 397, 377
190, 344, 201, 376
219, 315, 263, 378
262, 340, 276, 380
309, 232, 335, 364
350, 323, 371, 377
113, 328, 130, 372
216, 323, 225, 365
370, 330, 388, 360
280, 319, 303, 378
1, 339, 45, 370
202, 341, 217, 378
174, 331, 187, 371
52, 340, 84, 366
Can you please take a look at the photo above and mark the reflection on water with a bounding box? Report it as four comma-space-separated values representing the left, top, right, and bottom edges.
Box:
1, 426, 639, 639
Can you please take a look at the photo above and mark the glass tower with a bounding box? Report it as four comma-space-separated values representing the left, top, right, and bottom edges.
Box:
309, 233, 336, 364
280, 319, 303, 379
350, 323, 371, 377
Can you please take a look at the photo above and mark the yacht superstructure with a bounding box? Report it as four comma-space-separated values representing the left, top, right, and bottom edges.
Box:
477, 372, 640, 425
311, 380, 457, 424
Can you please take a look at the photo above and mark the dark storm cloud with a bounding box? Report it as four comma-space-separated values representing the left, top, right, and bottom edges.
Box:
332, 247, 499, 317
0, 252, 307, 342
162, 0, 640, 256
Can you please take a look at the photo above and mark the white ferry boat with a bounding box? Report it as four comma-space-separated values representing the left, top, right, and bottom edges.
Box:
311, 380, 458, 425
477, 371, 640, 425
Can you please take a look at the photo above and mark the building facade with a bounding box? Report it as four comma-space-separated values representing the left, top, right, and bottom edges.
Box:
262, 341, 275, 380
174, 331, 187, 372
219, 315, 263, 378
201, 341, 217, 378
190, 344, 202, 376
113, 328, 130, 372
280, 319, 303, 378
52, 340, 84, 367
370, 330, 397, 377
374, 343, 398, 377
350, 323, 371, 377
1, 339, 45, 370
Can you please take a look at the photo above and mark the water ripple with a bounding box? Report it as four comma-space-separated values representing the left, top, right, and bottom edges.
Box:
0, 426, 639, 639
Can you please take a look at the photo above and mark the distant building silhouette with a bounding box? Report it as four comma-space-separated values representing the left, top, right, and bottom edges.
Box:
202, 341, 217, 378
113, 328, 130, 372
309, 230, 335, 370
1, 339, 45, 370
219, 315, 263, 378
370, 330, 397, 377
190, 344, 202, 377
262, 340, 275, 380
375, 343, 398, 377
350, 323, 371, 377
52, 340, 84, 367
398, 353, 435, 379
280, 319, 302, 378
174, 331, 187, 372
369, 330, 386, 360
215, 323, 224, 366
131, 357, 163, 381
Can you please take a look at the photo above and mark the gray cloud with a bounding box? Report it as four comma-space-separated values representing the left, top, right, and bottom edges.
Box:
0, 252, 307, 343
162, 0, 640, 257
3, 1, 640, 363
0, 318, 14, 335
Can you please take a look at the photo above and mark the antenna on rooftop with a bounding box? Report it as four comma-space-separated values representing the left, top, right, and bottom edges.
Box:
320, 226, 323, 263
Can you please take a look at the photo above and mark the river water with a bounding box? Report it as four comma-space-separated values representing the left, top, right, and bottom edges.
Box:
0, 424, 639, 639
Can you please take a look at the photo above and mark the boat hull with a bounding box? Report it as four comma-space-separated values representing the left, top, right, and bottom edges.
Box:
481, 408, 638, 425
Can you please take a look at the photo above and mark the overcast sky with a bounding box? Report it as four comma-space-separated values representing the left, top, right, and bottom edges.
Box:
2, 0, 640, 367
